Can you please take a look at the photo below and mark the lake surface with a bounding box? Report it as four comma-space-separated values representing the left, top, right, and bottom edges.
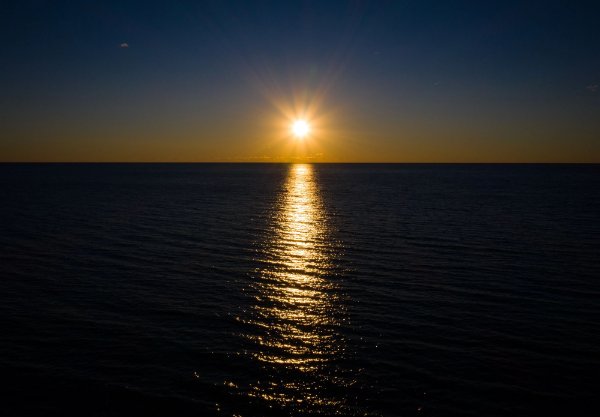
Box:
1, 163, 599, 416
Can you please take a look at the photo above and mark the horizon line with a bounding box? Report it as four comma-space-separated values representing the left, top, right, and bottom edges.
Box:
1, 161, 598, 165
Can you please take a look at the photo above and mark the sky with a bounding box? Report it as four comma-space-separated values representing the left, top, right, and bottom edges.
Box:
1, 0, 599, 162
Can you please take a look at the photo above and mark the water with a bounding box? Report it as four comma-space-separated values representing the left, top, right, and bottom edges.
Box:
1, 163, 599, 416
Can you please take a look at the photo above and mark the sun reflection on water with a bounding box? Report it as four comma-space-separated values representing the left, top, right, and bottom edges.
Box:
241, 164, 351, 414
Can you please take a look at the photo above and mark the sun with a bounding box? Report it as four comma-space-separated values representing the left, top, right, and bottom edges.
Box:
291, 119, 310, 138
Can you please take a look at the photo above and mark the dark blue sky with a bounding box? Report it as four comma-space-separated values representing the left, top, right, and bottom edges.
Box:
1, 0, 599, 161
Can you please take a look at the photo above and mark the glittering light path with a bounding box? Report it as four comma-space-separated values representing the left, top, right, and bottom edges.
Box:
241, 164, 352, 414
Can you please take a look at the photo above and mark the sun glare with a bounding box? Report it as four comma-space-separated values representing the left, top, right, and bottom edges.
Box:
291, 119, 310, 138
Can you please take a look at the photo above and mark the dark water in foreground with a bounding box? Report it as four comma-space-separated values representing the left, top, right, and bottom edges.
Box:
1, 163, 599, 416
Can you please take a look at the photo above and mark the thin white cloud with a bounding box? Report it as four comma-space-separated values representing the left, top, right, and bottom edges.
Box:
120, 42, 129, 48
586, 84, 598, 92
